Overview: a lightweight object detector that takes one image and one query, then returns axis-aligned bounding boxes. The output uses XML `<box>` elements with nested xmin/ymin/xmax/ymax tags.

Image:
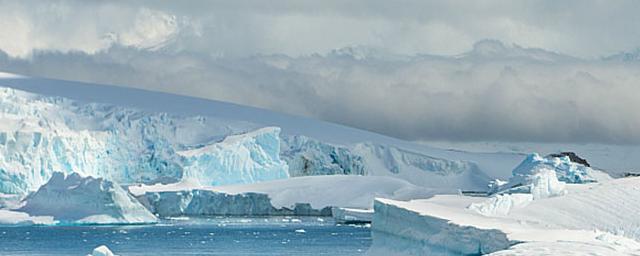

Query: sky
<box><xmin>0</xmin><ymin>0</ymin><xmax>639</xmax><ymax>144</ymax></box>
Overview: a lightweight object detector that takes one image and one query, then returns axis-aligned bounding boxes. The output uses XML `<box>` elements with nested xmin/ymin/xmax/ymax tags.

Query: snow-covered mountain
<box><xmin>0</xmin><ymin>71</ymin><xmax>525</xmax><ymax>197</ymax></box>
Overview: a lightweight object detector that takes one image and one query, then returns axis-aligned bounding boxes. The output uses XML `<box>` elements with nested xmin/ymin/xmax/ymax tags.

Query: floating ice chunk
<box><xmin>87</xmin><ymin>245</ymin><xmax>116</xmax><ymax>256</ymax></box>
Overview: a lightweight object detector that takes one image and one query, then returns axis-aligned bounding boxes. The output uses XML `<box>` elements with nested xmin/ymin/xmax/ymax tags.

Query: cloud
<box><xmin>1</xmin><ymin>40</ymin><xmax>640</xmax><ymax>144</ymax></box>
<box><xmin>0</xmin><ymin>1</ymin><xmax>640</xmax><ymax>144</ymax></box>
<box><xmin>0</xmin><ymin>1</ymin><xmax>184</xmax><ymax>58</ymax></box>
<box><xmin>2</xmin><ymin>0</ymin><xmax>640</xmax><ymax>58</ymax></box>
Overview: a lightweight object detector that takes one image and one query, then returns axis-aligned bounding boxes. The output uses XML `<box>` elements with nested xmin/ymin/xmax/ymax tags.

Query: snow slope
<box><xmin>19</xmin><ymin>172</ymin><xmax>157</xmax><ymax>224</ymax></box>
<box><xmin>368</xmin><ymin>177</ymin><xmax>640</xmax><ymax>255</ymax></box>
<box><xmin>130</xmin><ymin>175</ymin><xmax>444</xmax><ymax>217</ymax></box>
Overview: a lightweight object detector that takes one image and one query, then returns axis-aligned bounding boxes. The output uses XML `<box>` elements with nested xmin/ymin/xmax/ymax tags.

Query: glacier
<box><xmin>0</xmin><ymin>87</ymin><xmax>269</xmax><ymax>195</ymax></box>
<box><xmin>19</xmin><ymin>172</ymin><xmax>157</xmax><ymax>224</ymax></box>
<box><xmin>0</xmin><ymin>84</ymin><xmax>508</xmax><ymax>197</ymax></box>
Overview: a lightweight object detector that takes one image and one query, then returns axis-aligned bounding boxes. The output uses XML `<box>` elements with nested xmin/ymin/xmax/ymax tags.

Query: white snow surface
<box><xmin>20</xmin><ymin>172</ymin><xmax>157</xmax><ymax>224</ymax></box>
<box><xmin>368</xmin><ymin>177</ymin><xmax>640</xmax><ymax>256</ymax></box>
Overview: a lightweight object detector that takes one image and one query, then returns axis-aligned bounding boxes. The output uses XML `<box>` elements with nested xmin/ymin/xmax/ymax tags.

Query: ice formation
<box><xmin>512</xmin><ymin>153</ymin><xmax>609</xmax><ymax>184</ymax></box>
<box><xmin>20</xmin><ymin>172</ymin><xmax>157</xmax><ymax>224</ymax></box>
<box><xmin>488</xmin><ymin>153</ymin><xmax>609</xmax><ymax>196</ymax></box>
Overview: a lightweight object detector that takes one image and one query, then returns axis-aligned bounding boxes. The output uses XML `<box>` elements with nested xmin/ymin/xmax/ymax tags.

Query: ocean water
<box><xmin>0</xmin><ymin>217</ymin><xmax>371</xmax><ymax>256</ymax></box>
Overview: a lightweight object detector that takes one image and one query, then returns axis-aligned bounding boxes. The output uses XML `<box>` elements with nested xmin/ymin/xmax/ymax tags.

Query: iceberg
<box><xmin>131</xmin><ymin>175</ymin><xmax>442</xmax><ymax>218</ymax></box>
<box><xmin>19</xmin><ymin>172</ymin><xmax>157</xmax><ymax>224</ymax></box>
<box><xmin>87</xmin><ymin>245</ymin><xmax>117</xmax><ymax>256</ymax></box>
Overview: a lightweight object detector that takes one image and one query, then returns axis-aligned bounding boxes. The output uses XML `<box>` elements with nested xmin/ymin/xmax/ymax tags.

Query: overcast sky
<box><xmin>1</xmin><ymin>0</ymin><xmax>640</xmax><ymax>144</ymax></box>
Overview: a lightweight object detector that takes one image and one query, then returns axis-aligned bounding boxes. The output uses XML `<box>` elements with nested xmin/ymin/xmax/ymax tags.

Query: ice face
<box><xmin>179</xmin><ymin>127</ymin><xmax>289</xmax><ymax>186</ymax></box>
<box><xmin>281</xmin><ymin>135</ymin><xmax>365</xmax><ymax>176</ymax></box>
<box><xmin>0</xmin><ymin>88</ymin><xmax>289</xmax><ymax>195</ymax></box>
<box><xmin>19</xmin><ymin>172</ymin><xmax>157</xmax><ymax>224</ymax></box>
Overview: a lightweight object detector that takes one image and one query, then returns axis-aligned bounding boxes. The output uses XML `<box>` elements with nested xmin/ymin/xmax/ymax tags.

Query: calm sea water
<box><xmin>0</xmin><ymin>217</ymin><xmax>371</xmax><ymax>256</ymax></box>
